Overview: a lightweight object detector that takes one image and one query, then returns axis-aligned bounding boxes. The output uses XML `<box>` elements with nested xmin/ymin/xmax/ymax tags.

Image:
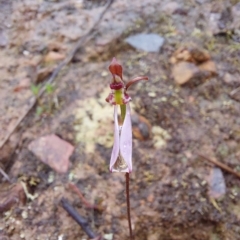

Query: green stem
<box><xmin>120</xmin><ymin>104</ymin><xmax>126</xmax><ymax>123</ymax></box>
<box><xmin>115</xmin><ymin>89</ymin><xmax>123</xmax><ymax>105</ymax></box>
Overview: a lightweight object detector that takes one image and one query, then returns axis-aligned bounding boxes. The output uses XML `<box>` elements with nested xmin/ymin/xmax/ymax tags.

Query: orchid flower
<box><xmin>106</xmin><ymin>58</ymin><xmax>148</xmax><ymax>173</ymax></box>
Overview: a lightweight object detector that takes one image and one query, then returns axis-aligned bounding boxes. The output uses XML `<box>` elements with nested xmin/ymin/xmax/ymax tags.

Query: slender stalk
<box><xmin>126</xmin><ymin>172</ymin><xmax>134</xmax><ymax>240</ymax></box>
<box><xmin>120</xmin><ymin>103</ymin><xmax>133</xmax><ymax>238</ymax></box>
<box><xmin>120</xmin><ymin>104</ymin><xmax>126</xmax><ymax>122</ymax></box>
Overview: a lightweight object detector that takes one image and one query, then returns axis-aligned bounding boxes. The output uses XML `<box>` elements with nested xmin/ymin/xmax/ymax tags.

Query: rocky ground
<box><xmin>1</xmin><ymin>0</ymin><xmax>240</xmax><ymax>239</ymax></box>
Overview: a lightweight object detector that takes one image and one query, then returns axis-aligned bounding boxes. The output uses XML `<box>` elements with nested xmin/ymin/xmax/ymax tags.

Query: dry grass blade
<box><xmin>68</xmin><ymin>183</ymin><xmax>103</xmax><ymax>211</ymax></box>
<box><xmin>0</xmin><ymin>166</ymin><xmax>10</xmax><ymax>182</ymax></box>
<box><xmin>198</xmin><ymin>154</ymin><xmax>240</xmax><ymax>179</ymax></box>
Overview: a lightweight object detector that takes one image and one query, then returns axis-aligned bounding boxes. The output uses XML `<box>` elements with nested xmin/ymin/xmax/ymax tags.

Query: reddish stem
<box><xmin>126</xmin><ymin>173</ymin><xmax>134</xmax><ymax>240</ymax></box>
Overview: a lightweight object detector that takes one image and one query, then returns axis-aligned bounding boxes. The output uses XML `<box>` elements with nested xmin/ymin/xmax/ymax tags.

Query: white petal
<box><xmin>120</xmin><ymin>103</ymin><xmax>132</xmax><ymax>172</ymax></box>
<box><xmin>109</xmin><ymin>105</ymin><xmax>120</xmax><ymax>171</ymax></box>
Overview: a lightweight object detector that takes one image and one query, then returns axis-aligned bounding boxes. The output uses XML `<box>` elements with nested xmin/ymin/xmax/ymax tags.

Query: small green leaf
<box><xmin>36</xmin><ymin>106</ymin><xmax>43</xmax><ymax>116</ymax></box>
<box><xmin>45</xmin><ymin>83</ymin><xmax>54</xmax><ymax>94</ymax></box>
<box><xmin>31</xmin><ymin>84</ymin><xmax>41</xmax><ymax>96</ymax></box>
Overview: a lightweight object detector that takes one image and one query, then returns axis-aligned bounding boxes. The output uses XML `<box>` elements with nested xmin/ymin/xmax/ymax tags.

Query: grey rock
<box><xmin>208</xmin><ymin>167</ymin><xmax>226</xmax><ymax>199</ymax></box>
<box><xmin>125</xmin><ymin>33</ymin><xmax>165</xmax><ymax>52</ymax></box>
<box><xmin>0</xmin><ymin>30</ymin><xmax>8</xmax><ymax>47</ymax></box>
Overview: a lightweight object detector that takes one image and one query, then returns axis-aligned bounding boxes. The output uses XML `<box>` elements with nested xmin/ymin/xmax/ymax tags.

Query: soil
<box><xmin>1</xmin><ymin>0</ymin><xmax>240</xmax><ymax>240</ymax></box>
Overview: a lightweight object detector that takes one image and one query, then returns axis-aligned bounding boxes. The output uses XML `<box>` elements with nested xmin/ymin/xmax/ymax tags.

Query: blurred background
<box><xmin>0</xmin><ymin>0</ymin><xmax>240</xmax><ymax>239</ymax></box>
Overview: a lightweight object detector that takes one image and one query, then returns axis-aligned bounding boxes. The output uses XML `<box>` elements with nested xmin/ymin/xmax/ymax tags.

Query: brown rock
<box><xmin>170</xmin><ymin>47</ymin><xmax>192</xmax><ymax>64</ymax></box>
<box><xmin>171</xmin><ymin>46</ymin><xmax>217</xmax><ymax>85</ymax></box>
<box><xmin>170</xmin><ymin>46</ymin><xmax>210</xmax><ymax>64</ymax></box>
<box><xmin>190</xmin><ymin>48</ymin><xmax>211</xmax><ymax>64</ymax></box>
<box><xmin>198</xmin><ymin>60</ymin><xmax>217</xmax><ymax>75</ymax></box>
<box><xmin>28</xmin><ymin>134</ymin><xmax>74</xmax><ymax>173</ymax></box>
<box><xmin>44</xmin><ymin>51</ymin><xmax>65</xmax><ymax>63</ymax></box>
<box><xmin>172</xmin><ymin>61</ymin><xmax>199</xmax><ymax>85</ymax></box>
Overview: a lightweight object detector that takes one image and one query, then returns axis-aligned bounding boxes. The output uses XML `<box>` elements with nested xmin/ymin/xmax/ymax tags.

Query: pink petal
<box><xmin>120</xmin><ymin>103</ymin><xmax>132</xmax><ymax>172</ymax></box>
<box><xmin>109</xmin><ymin>105</ymin><xmax>120</xmax><ymax>172</ymax></box>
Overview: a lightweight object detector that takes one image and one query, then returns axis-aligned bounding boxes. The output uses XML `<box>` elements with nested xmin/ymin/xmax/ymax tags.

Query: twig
<box><xmin>61</xmin><ymin>197</ymin><xmax>100</xmax><ymax>239</ymax></box>
<box><xmin>126</xmin><ymin>173</ymin><xmax>134</xmax><ymax>240</ymax></box>
<box><xmin>198</xmin><ymin>154</ymin><xmax>240</xmax><ymax>179</ymax></box>
<box><xmin>0</xmin><ymin>166</ymin><xmax>10</xmax><ymax>182</ymax></box>
<box><xmin>230</xmin><ymin>87</ymin><xmax>240</xmax><ymax>97</ymax></box>
<box><xmin>0</xmin><ymin>0</ymin><xmax>115</xmax><ymax>151</ymax></box>
<box><xmin>68</xmin><ymin>182</ymin><xmax>103</xmax><ymax>211</ymax></box>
